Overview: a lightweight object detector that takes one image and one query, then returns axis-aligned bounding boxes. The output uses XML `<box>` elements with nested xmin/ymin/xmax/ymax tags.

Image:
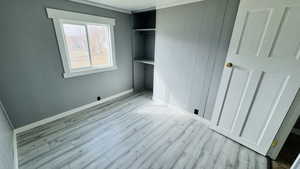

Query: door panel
<box><xmin>211</xmin><ymin>0</ymin><xmax>300</xmax><ymax>155</ymax></box>
<box><xmin>269</xmin><ymin>6</ymin><xmax>300</xmax><ymax>59</ymax></box>
<box><xmin>218</xmin><ymin>68</ymin><xmax>249</xmax><ymax>131</ymax></box>
<box><xmin>240</xmin><ymin>73</ymin><xmax>286</xmax><ymax>142</ymax></box>
<box><xmin>237</xmin><ymin>9</ymin><xmax>271</xmax><ymax>56</ymax></box>
<box><xmin>257</xmin><ymin>79</ymin><xmax>299</xmax><ymax>151</ymax></box>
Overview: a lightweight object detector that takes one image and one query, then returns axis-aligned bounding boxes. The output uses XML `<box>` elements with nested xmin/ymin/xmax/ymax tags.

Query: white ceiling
<box><xmin>70</xmin><ymin>0</ymin><xmax>204</xmax><ymax>13</ymax></box>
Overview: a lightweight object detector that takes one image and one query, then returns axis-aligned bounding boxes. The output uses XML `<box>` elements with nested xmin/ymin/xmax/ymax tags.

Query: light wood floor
<box><xmin>16</xmin><ymin>92</ymin><xmax>268</xmax><ymax>169</ymax></box>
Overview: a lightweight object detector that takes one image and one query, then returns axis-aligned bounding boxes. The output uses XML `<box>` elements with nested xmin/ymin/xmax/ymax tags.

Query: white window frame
<box><xmin>47</xmin><ymin>8</ymin><xmax>117</xmax><ymax>78</ymax></box>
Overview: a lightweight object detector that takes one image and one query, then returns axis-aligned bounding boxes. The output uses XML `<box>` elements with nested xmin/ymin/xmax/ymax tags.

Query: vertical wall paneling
<box><xmin>154</xmin><ymin>0</ymin><xmax>239</xmax><ymax>120</ymax></box>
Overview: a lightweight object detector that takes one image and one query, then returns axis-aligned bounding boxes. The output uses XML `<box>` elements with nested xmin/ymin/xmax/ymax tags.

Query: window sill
<box><xmin>63</xmin><ymin>66</ymin><xmax>118</xmax><ymax>78</ymax></box>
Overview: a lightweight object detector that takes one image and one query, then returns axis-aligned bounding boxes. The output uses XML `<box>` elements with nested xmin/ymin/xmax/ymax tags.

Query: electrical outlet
<box><xmin>194</xmin><ymin>109</ymin><xmax>199</xmax><ymax>115</ymax></box>
<box><xmin>97</xmin><ymin>96</ymin><xmax>101</xmax><ymax>101</ymax></box>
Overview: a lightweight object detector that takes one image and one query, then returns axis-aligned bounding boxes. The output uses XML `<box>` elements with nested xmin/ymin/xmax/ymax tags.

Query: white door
<box><xmin>210</xmin><ymin>0</ymin><xmax>300</xmax><ymax>155</ymax></box>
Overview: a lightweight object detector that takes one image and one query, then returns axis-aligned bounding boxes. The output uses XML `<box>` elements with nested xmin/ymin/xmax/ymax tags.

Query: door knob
<box><xmin>225</xmin><ymin>62</ymin><xmax>233</xmax><ymax>68</ymax></box>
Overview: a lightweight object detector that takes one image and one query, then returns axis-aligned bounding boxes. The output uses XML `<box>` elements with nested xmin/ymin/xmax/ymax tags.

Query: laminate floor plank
<box><xmin>172</xmin><ymin>125</ymin><xmax>211</xmax><ymax>169</ymax></box>
<box><xmin>17</xmin><ymin>93</ymin><xmax>147</xmax><ymax>146</ymax></box>
<box><xmin>18</xmin><ymin>94</ymin><xmax>149</xmax><ymax>147</ymax></box>
<box><xmin>22</xmin><ymin>115</ymin><xmax>152</xmax><ymax>169</ymax></box>
<box><xmin>17</xmin><ymin>92</ymin><xmax>267</xmax><ymax>169</ymax></box>
<box><xmin>129</xmin><ymin>120</ymin><xmax>196</xmax><ymax>169</ymax></box>
<box><xmin>107</xmin><ymin>115</ymin><xmax>195</xmax><ymax>169</ymax></box>
<box><xmin>79</xmin><ymin>115</ymin><xmax>175</xmax><ymax>169</ymax></box>
<box><xmin>22</xmin><ymin>114</ymin><xmax>146</xmax><ymax>168</ymax></box>
<box><xmin>104</xmin><ymin>118</ymin><xmax>179</xmax><ymax>169</ymax></box>
<box><xmin>26</xmin><ymin>103</ymin><xmax>146</xmax><ymax>151</ymax></box>
<box><xmin>18</xmin><ymin>96</ymin><xmax>151</xmax><ymax>160</ymax></box>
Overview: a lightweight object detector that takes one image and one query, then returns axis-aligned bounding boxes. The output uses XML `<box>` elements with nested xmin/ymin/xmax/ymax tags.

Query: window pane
<box><xmin>87</xmin><ymin>25</ymin><xmax>111</xmax><ymax>66</ymax></box>
<box><xmin>63</xmin><ymin>24</ymin><xmax>90</xmax><ymax>69</ymax></box>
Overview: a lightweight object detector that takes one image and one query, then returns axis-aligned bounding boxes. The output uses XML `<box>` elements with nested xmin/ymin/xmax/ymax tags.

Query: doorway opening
<box><xmin>272</xmin><ymin>117</ymin><xmax>300</xmax><ymax>169</ymax></box>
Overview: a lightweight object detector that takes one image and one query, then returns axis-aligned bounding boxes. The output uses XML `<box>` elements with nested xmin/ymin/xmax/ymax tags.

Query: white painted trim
<box><xmin>14</xmin><ymin>89</ymin><xmax>134</xmax><ymax>134</ymax></box>
<box><xmin>64</xmin><ymin>65</ymin><xmax>118</xmax><ymax>78</ymax></box>
<box><xmin>47</xmin><ymin>8</ymin><xmax>117</xmax><ymax>78</ymax></box>
<box><xmin>13</xmin><ymin>131</ymin><xmax>19</xmax><ymax>169</ymax></box>
<box><xmin>152</xmin><ymin>97</ymin><xmax>211</xmax><ymax>126</ymax></box>
<box><xmin>69</xmin><ymin>0</ymin><xmax>131</xmax><ymax>14</ymax></box>
<box><xmin>132</xmin><ymin>7</ymin><xmax>156</xmax><ymax>13</ymax></box>
<box><xmin>152</xmin><ymin>96</ymin><xmax>168</xmax><ymax>105</ymax></box>
<box><xmin>155</xmin><ymin>0</ymin><xmax>205</xmax><ymax>10</ymax></box>
<box><xmin>169</xmin><ymin>104</ymin><xmax>211</xmax><ymax>126</ymax></box>
<box><xmin>292</xmin><ymin>128</ymin><xmax>300</xmax><ymax>136</ymax></box>
<box><xmin>69</xmin><ymin>0</ymin><xmax>206</xmax><ymax>14</ymax></box>
<box><xmin>47</xmin><ymin>8</ymin><xmax>116</xmax><ymax>25</ymax></box>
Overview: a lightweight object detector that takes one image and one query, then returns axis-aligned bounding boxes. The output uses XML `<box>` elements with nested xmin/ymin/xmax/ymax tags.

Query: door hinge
<box><xmin>271</xmin><ymin>140</ymin><xmax>278</xmax><ymax>147</ymax></box>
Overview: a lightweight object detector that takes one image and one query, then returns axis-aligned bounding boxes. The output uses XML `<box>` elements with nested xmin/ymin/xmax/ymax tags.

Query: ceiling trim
<box><xmin>69</xmin><ymin>0</ymin><xmax>205</xmax><ymax>14</ymax></box>
<box><xmin>156</xmin><ymin>0</ymin><xmax>205</xmax><ymax>10</ymax></box>
<box><xmin>132</xmin><ymin>7</ymin><xmax>156</xmax><ymax>13</ymax></box>
<box><xmin>69</xmin><ymin>0</ymin><xmax>132</xmax><ymax>14</ymax></box>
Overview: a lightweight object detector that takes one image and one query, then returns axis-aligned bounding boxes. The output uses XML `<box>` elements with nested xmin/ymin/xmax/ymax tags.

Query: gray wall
<box><xmin>145</xmin><ymin>65</ymin><xmax>154</xmax><ymax>90</ymax></box>
<box><xmin>0</xmin><ymin>102</ymin><xmax>14</xmax><ymax>169</ymax></box>
<box><xmin>153</xmin><ymin>0</ymin><xmax>239</xmax><ymax>120</ymax></box>
<box><xmin>0</xmin><ymin>0</ymin><xmax>133</xmax><ymax>128</ymax></box>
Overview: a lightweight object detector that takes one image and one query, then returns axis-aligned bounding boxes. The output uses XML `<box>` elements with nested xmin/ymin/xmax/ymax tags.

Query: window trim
<box><xmin>47</xmin><ymin>8</ymin><xmax>117</xmax><ymax>78</ymax></box>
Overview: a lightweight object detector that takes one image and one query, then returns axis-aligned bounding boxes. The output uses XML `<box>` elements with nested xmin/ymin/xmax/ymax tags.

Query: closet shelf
<box><xmin>134</xmin><ymin>28</ymin><xmax>156</xmax><ymax>32</ymax></box>
<box><xmin>134</xmin><ymin>59</ymin><xmax>155</xmax><ymax>65</ymax></box>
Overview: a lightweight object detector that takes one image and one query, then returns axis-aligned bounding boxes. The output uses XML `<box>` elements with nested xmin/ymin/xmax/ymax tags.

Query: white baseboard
<box><xmin>152</xmin><ymin>97</ymin><xmax>211</xmax><ymax>126</ymax></box>
<box><xmin>152</xmin><ymin>96</ymin><xmax>168</xmax><ymax>105</ymax></box>
<box><xmin>14</xmin><ymin>89</ymin><xmax>134</xmax><ymax>134</ymax></box>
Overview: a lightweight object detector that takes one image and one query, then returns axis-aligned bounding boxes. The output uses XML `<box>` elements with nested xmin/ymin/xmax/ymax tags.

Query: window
<box><xmin>47</xmin><ymin>8</ymin><xmax>117</xmax><ymax>78</ymax></box>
